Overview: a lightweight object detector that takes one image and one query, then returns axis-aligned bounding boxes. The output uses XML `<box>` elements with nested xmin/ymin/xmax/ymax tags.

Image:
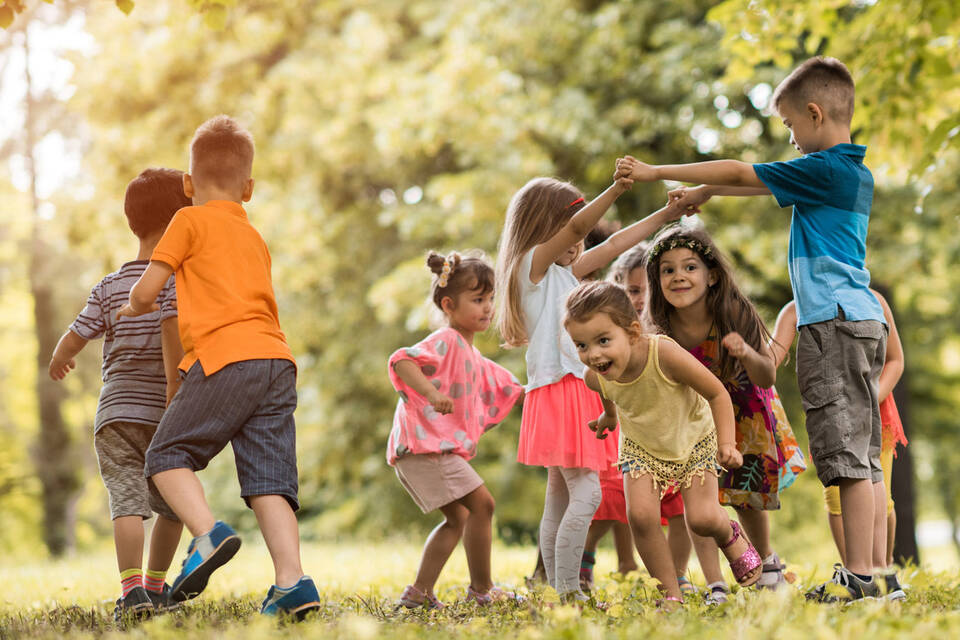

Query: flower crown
<box><xmin>649</xmin><ymin>236</ymin><xmax>713</xmax><ymax>260</ymax></box>
<box><xmin>437</xmin><ymin>258</ymin><xmax>454</xmax><ymax>288</ymax></box>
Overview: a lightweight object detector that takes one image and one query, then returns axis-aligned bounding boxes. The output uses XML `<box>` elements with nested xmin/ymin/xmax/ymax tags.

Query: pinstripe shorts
<box><xmin>145</xmin><ymin>359</ymin><xmax>300</xmax><ymax>511</ymax></box>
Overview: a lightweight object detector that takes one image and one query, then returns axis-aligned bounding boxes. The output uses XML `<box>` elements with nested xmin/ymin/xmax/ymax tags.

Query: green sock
<box><xmin>581</xmin><ymin>551</ymin><xmax>596</xmax><ymax>569</ymax></box>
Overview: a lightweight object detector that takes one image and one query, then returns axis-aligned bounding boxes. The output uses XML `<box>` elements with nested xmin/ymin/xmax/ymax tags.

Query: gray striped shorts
<box><xmin>95</xmin><ymin>421</ymin><xmax>178</xmax><ymax>521</ymax></box>
<box><xmin>145</xmin><ymin>359</ymin><xmax>300</xmax><ymax>511</ymax></box>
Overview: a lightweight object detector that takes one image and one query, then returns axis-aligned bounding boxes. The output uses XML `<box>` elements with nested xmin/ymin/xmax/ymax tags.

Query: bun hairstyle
<box><xmin>427</xmin><ymin>250</ymin><xmax>495</xmax><ymax>310</ymax></box>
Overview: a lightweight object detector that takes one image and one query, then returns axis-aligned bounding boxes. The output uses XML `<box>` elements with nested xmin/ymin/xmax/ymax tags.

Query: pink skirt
<box><xmin>518</xmin><ymin>374</ymin><xmax>619</xmax><ymax>473</ymax></box>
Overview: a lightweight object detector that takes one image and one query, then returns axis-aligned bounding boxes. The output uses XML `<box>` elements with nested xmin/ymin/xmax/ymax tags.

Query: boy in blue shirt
<box><xmin>616</xmin><ymin>57</ymin><xmax>889</xmax><ymax>601</ymax></box>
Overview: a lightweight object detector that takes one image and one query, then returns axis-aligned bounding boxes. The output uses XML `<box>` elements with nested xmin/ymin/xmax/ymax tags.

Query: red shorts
<box><xmin>660</xmin><ymin>488</ymin><xmax>684</xmax><ymax>526</ymax></box>
<box><xmin>592</xmin><ymin>468</ymin><xmax>628</xmax><ymax>524</ymax></box>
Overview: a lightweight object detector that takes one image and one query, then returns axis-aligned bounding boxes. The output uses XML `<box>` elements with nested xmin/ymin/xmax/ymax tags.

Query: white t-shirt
<box><xmin>519</xmin><ymin>249</ymin><xmax>585</xmax><ymax>391</ymax></box>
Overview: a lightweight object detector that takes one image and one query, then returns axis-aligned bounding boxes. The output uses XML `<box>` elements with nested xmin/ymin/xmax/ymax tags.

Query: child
<box><xmin>117</xmin><ymin>116</ymin><xmax>320</xmax><ymax>618</ymax></box>
<box><xmin>495</xmin><ymin>174</ymin><xmax>686</xmax><ymax>602</ymax></box>
<box><xmin>48</xmin><ymin>168</ymin><xmax>188</xmax><ymax>619</ymax></box>
<box><xmin>564</xmin><ymin>281</ymin><xmax>761</xmax><ymax>606</ymax></box>
<box><xmin>388</xmin><ymin>251</ymin><xmax>523</xmax><ymax>608</ymax></box>
<box><xmin>772</xmin><ymin>291</ymin><xmax>907</xmax><ymax>600</ymax></box>
<box><xmin>644</xmin><ymin>224</ymin><xmax>806</xmax><ymax>593</ymax></box>
<box><xmin>617</xmin><ymin>56</ymin><xmax>888</xmax><ymax>601</ymax></box>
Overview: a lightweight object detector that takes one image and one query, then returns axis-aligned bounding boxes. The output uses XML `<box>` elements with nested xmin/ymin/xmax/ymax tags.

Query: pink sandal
<box><xmin>720</xmin><ymin>521</ymin><xmax>761</xmax><ymax>587</ymax></box>
<box><xmin>398</xmin><ymin>584</ymin><xmax>444</xmax><ymax>610</ymax></box>
<box><xmin>656</xmin><ymin>595</ymin><xmax>683</xmax><ymax>611</ymax></box>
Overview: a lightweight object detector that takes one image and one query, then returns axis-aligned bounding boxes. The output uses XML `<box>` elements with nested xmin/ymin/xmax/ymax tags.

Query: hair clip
<box><xmin>438</xmin><ymin>259</ymin><xmax>453</xmax><ymax>288</ymax></box>
<box><xmin>567</xmin><ymin>197</ymin><xmax>585</xmax><ymax>208</ymax></box>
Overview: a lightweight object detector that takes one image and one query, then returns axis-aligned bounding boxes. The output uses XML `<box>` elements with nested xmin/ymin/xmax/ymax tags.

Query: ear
<box><xmin>627</xmin><ymin>320</ymin><xmax>644</xmax><ymax>342</ymax></box>
<box><xmin>708</xmin><ymin>269</ymin><xmax>719</xmax><ymax>287</ymax></box>
<box><xmin>242</xmin><ymin>177</ymin><xmax>255</xmax><ymax>202</ymax></box>
<box><xmin>183</xmin><ymin>174</ymin><xmax>195</xmax><ymax>199</ymax></box>
<box><xmin>440</xmin><ymin>295</ymin><xmax>456</xmax><ymax>315</ymax></box>
<box><xmin>806</xmin><ymin>102</ymin><xmax>824</xmax><ymax>127</ymax></box>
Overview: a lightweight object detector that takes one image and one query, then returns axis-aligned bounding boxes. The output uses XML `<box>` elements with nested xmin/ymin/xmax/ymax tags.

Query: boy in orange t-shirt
<box><xmin>119</xmin><ymin>115</ymin><xmax>320</xmax><ymax>619</ymax></box>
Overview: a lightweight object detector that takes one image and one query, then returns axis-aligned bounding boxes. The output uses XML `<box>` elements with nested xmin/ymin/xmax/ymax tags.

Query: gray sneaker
<box><xmin>146</xmin><ymin>583</ymin><xmax>181</xmax><ymax>613</ymax></box>
<box><xmin>113</xmin><ymin>586</ymin><xmax>154</xmax><ymax>622</ymax></box>
<box><xmin>806</xmin><ymin>564</ymin><xmax>880</xmax><ymax>603</ymax></box>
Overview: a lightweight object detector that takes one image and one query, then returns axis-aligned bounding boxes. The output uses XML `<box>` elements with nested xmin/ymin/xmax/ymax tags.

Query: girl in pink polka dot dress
<box><xmin>387</xmin><ymin>251</ymin><xmax>523</xmax><ymax>609</ymax></box>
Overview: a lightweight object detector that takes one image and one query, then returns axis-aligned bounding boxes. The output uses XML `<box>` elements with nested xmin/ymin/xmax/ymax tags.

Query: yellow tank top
<box><xmin>596</xmin><ymin>335</ymin><xmax>715</xmax><ymax>463</ymax></box>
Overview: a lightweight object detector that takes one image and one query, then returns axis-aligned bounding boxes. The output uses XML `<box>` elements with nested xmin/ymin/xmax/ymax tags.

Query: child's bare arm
<box><xmin>530</xmin><ymin>179</ymin><xmax>632</xmax><ymax>283</ymax></box>
<box><xmin>117</xmin><ymin>261</ymin><xmax>174</xmax><ymax>319</ymax></box>
<box><xmin>161</xmin><ymin>317</ymin><xmax>183</xmax><ymax>406</ymax></box>
<box><xmin>872</xmin><ymin>290</ymin><xmax>904</xmax><ymax>402</ymax></box>
<box><xmin>48</xmin><ymin>330</ymin><xmax>88</xmax><ymax>381</ymax></box>
<box><xmin>721</xmin><ymin>332</ymin><xmax>777</xmax><ymax>388</ymax></box>
<box><xmin>617</xmin><ymin>155</ymin><xmax>768</xmax><ymax>190</ymax></box>
<box><xmin>573</xmin><ymin>200</ymin><xmax>685</xmax><ymax>279</ymax></box>
<box><xmin>658</xmin><ymin>339</ymin><xmax>741</xmax><ymax>469</ymax></box>
<box><xmin>769</xmin><ymin>301</ymin><xmax>797</xmax><ymax>369</ymax></box>
<box><xmin>393</xmin><ymin>359</ymin><xmax>454</xmax><ymax>414</ymax></box>
<box><xmin>583</xmin><ymin>368</ymin><xmax>618</xmax><ymax>439</ymax></box>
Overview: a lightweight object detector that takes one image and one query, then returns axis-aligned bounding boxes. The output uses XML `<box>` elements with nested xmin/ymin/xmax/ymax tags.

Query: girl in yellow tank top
<box><xmin>564</xmin><ymin>281</ymin><xmax>763</xmax><ymax>606</ymax></box>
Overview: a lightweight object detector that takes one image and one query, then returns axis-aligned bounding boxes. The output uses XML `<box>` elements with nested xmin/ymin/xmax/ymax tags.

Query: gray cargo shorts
<box><xmin>796</xmin><ymin>312</ymin><xmax>887</xmax><ymax>487</ymax></box>
<box><xmin>95</xmin><ymin>421</ymin><xmax>179</xmax><ymax>521</ymax></box>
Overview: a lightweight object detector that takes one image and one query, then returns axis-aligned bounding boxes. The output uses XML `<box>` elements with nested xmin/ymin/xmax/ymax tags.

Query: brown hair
<box><xmin>564</xmin><ymin>280</ymin><xmax>639</xmax><ymax>333</ymax></box>
<box><xmin>427</xmin><ymin>250</ymin><xmax>494</xmax><ymax>311</ymax></box>
<box><xmin>495</xmin><ymin>177</ymin><xmax>585</xmax><ymax>347</ymax></box>
<box><xmin>644</xmin><ymin>225</ymin><xmax>771</xmax><ymax>382</ymax></box>
<box><xmin>124</xmin><ymin>167</ymin><xmax>191</xmax><ymax>239</ymax></box>
<box><xmin>609</xmin><ymin>242</ymin><xmax>649</xmax><ymax>285</ymax></box>
<box><xmin>189</xmin><ymin>115</ymin><xmax>255</xmax><ymax>192</ymax></box>
<box><xmin>772</xmin><ymin>56</ymin><xmax>855</xmax><ymax>126</ymax></box>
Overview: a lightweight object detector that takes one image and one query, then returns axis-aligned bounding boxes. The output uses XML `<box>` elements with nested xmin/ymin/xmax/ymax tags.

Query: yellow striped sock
<box><xmin>144</xmin><ymin>569</ymin><xmax>167</xmax><ymax>593</ymax></box>
<box><xmin>120</xmin><ymin>568</ymin><xmax>143</xmax><ymax>597</ymax></box>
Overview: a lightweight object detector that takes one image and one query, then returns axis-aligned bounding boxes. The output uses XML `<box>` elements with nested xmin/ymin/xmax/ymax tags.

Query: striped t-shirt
<box><xmin>69</xmin><ymin>260</ymin><xmax>177</xmax><ymax>433</ymax></box>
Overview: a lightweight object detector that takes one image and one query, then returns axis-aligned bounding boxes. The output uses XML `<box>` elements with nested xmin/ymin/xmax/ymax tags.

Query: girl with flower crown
<box><xmin>643</xmin><ymin>223</ymin><xmax>806</xmax><ymax>594</ymax></box>
<box><xmin>387</xmin><ymin>251</ymin><xmax>524</xmax><ymax>609</ymax></box>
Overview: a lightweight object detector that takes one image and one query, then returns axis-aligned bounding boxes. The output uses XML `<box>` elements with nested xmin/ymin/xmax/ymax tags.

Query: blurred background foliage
<box><xmin>0</xmin><ymin>0</ymin><xmax>958</xmax><ymax>563</ymax></box>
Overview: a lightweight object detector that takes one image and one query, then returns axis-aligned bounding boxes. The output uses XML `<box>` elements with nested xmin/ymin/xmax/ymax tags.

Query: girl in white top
<box><xmin>495</xmin><ymin>172</ymin><xmax>686</xmax><ymax>600</ymax></box>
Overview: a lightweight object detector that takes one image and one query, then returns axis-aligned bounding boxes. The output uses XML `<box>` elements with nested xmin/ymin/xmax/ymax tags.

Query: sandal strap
<box><xmin>720</xmin><ymin>520</ymin><xmax>743</xmax><ymax>550</ymax></box>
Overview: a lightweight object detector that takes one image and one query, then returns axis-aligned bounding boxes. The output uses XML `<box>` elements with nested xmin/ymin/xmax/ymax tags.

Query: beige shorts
<box><xmin>394</xmin><ymin>453</ymin><xmax>484</xmax><ymax>513</ymax></box>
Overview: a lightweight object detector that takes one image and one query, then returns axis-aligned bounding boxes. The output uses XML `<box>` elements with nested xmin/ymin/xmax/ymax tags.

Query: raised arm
<box><xmin>117</xmin><ymin>261</ymin><xmax>175</xmax><ymax>319</ymax></box>
<box><xmin>161</xmin><ymin>317</ymin><xmax>184</xmax><ymax>405</ymax></box>
<box><xmin>657</xmin><ymin>339</ymin><xmax>741</xmax><ymax>469</ymax></box>
<box><xmin>48</xmin><ymin>330</ymin><xmax>88</xmax><ymax>380</ymax></box>
<box><xmin>617</xmin><ymin>155</ymin><xmax>769</xmax><ymax>190</ymax></box>
<box><xmin>873</xmin><ymin>290</ymin><xmax>904</xmax><ymax>402</ymax></box>
<box><xmin>769</xmin><ymin>301</ymin><xmax>798</xmax><ymax>369</ymax></box>
<box><xmin>573</xmin><ymin>199</ymin><xmax>685</xmax><ymax>279</ymax></box>
<box><xmin>529</xmin><ymin>180</ymin><xmax>631</xmax><ymax>283</ymax></box>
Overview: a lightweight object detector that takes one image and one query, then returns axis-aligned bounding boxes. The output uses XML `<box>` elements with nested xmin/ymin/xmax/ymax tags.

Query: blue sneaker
<box><xmin>260</xmin><ymin>576</ymin><xmax>322</xmax><ymax>620</ymax></box>
<box><xmin>171</xmin><ymin>521</ymin><xmax>241</xmax><ymax>602</ymax></box>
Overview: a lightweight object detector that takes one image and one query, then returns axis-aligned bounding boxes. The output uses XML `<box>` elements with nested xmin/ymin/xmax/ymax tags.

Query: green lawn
<box><xmin>3</xmin><ymin>541</ymin><xmax>959</xmax><ymax>639</ymax></box>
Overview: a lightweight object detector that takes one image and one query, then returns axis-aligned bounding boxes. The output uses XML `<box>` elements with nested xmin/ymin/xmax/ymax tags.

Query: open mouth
<box><xmin>593</xmin><ymin>361</ymin><xmax>613</xmax><ymax>374</ymax></box>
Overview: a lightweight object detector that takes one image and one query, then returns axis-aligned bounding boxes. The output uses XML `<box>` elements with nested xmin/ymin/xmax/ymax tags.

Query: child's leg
<box><xmin>828</xmin><ymin>514</ymin><xmax>847</xmax><ymax>565</ymax></box>
<box><xmin>552</xmin><ymin>468</ymin><xmax>601</xmax><ymax>595</ymax></box>
<box><xmin>146</xmin><ymin>515</ymin><xmax>183</xmax><ymax>573</ymax></box>
<box><xmin>871</xmin><ymin>480</ymin><xmax>888</xmax><ymax>571</ymax></box>
<box><xmin>837</xmin><ymin>477</ymin><xmax>875</xmax><ymax>575</ymax></box>
<box><xmin>735</xmin><ymin>508</ymin><xmax>773</xmax><ymax>558</ymax></box>
<box><xmin>250</xmin><ymin>495</ymin><xmax>305</xmax><ymax>589</ymax></box>
<box><xmin>688</xmin><ymin>530</ymin><xmax>724</xmax><ymax>585</ymax></box>
<box><xmin>151</xmin><ymin>469</ymin><xmax>216</xmax><ymax>536</ymax></box>
<box><xmin>413</xmin><ymin>501</ymin><xmax>469</xmax><ymax>596</ymax></box>
<box><xmin>459</xmin><ymin>485</ymin><xmax>496</xmax><ymax>594</ymax></box>
<box><xmin>682</xmin><ymin>474</ymin><xmax>760</xmax><ymax>585</ymax></box>
<box><xmin>886</xmin><ymin>510</ymin><xmax>896</xmax><ymax>568</ymax></box>
<box><xmin>583</xmin><ymin>520</ymin><xmax>613</xmax><ymax>557</ymax></box>
<box><xmin>612</xmin><ymin>522</ymin><xmax>638</xmax><ymax>573</ymax></box>
<box><xmin>539</xmin><ymin>466</ymin><xmax>570</xmax><ymax>589</ymax></box>
<box><xmin>624</xmin><ymin>474</ymin><xmax>680</xmax><ymax>600</ymax></box>
<box><xmin>113</xmin><ymin>516</ymin><xmax>146</xmax><ymax>572</ymax></box>
<box><xmin>666</xmin><ymin>515</ymin><xmax>691</xmax><ymax>575</ymax></box>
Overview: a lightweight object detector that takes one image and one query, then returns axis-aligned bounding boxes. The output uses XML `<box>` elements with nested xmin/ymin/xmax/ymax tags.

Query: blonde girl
<box><xmin>495</xmin><ymin>174</ymin><xmax>684</xmax><ymax>601</ymax></box>
<box><xmin>564</xmin><ymin>281</ymin><xmax>761</xmax><ymax>606</ymax></box>
<box><xmin>388</xmin><ymin>252</ymin><xmax>523</xmax><ymax>608</ymax></box>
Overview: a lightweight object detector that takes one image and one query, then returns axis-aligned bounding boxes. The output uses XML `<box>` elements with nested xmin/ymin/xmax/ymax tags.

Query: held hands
<box><xmin>48</xmin><ymin>357</ymin><xmax>76</xmax><ymax>381</ymax></box>
<box><xmin>722</xmin><ymin>332</ymin><xmax>757</xmax><ymax>361</ymax></box>
<box><xmin>588</xmin><ymin>411</ymin><xmax>618</xmax><ymax>440</ymax></box>
<box><xmin>615</xmin><ymin>155</ymin><xmax>658</xmax><ymax>182</ymax></box>
<box><xmin>116</xmin><ymin>302</ymin><xmax>159</xmax><ymax>319</ymax></box>
<box><xmin>718</xmin><ymin>442</ymin><xmax>743</xmax><ymax>469</ymax></box>
<box><xmin>427</xmin><ymin>390</ymin><xmax>455</xmax><ymax>415</ymax></box>
<box><xmin>668</xmin><ymin>185</ymin><xmax>713</xmax><ymax>214</ymax></box>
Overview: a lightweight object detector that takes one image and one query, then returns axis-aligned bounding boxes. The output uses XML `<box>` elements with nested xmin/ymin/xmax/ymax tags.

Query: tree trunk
<box><xmin>24</xmin><ymin>27</ymin><xmax>80</xmax><ymax>557</ymax></box>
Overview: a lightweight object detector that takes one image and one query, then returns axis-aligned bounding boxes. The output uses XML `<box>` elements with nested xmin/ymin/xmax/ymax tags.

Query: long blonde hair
<box><xmin>495</xmin><ymin>177</ymin><xmax>585</xmax><ymax>347</ymax></box>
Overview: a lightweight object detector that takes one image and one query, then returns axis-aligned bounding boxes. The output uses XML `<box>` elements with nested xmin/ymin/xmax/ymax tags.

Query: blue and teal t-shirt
<box><xmin>753</xmin><ymin>143</ymin><xmax>885</xmax><ymax>327</ymax></box>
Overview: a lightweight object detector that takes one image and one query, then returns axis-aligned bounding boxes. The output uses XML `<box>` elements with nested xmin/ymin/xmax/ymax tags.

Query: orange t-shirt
<box><xmin>152</xmin><ymin>200</ymin><xmax>294</xmax><ymax>375</ymax></box>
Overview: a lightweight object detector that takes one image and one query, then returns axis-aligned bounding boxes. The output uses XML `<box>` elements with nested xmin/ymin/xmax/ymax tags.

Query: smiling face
<box><xmin>566</xmin><ymin>311</ymin><xmax>638</xmax><ymax>381</ymax></box>
<box><xmin>657</xmin><ymin>248</ymin><xmax>717</xmax><ymax>311</ymax></box>
<box><xmin>625</xmin><ymin>266</ymin><xmax>647</xmax><ymax>315</ymax></box>
<box><xmin>444</xmin><ymin>286</ymin><xmax>495</xmax><ymax>334</ymax></box>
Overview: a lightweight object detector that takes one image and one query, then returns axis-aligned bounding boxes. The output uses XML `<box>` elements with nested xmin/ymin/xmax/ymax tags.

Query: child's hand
<box><xmin>722</xmin><ymin>332</ymin><xmax>756</xmax><ymax>361</ymax></box>
<box><xmin>615</xmin><ymin>155</ymin><xmax>658</xmax><ymax>182</ymax></box>
<box><xmin>116</xmin><ymin>302</ymin><xmax>159</xmax><ymax>319</ymax></box>
<box><xmin>718</xmin><ymin>443</ymin><xmax>743</xmax><ymax>469</ymax></box>
<box><xmin>427</xmin><ymin>390</ymin><xmax>455</xmax><ymax>415</ymax></box>
<box><xmin>48</xmin><ymin>357</ymin><xmax>75</xmax><ymax>381</ymax></box>
<box><xmin>588</xmin><ymin>411</ymin><xmax>617</xmax><ymax>440</ymax></box>
<box><xmin>614</xmin><ymin>176</ymin><xmax>634</xmax><ymax>193</ymax></box>
<box><xmin>668</xmin><ymin>184</ymin><xmax>712</xmax><ymax>213</ymax></box>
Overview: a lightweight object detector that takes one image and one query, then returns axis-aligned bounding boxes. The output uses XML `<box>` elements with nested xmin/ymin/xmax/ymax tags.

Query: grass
<box><xmin>3</xmin><ymin>541</ymin><xmax>960</xmax><ymax>639</ymax></box>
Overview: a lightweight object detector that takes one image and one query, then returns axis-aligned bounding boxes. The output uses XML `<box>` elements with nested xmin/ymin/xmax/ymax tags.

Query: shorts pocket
<box><xmin>836</xmin><ymin>320</ymin><xmax>885</xmax><ymax>341</ymax></box>
<box><xmin>802</xmin><ymin>376</ymin><xmax>849</xmax><ymax>459</ymax></box>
